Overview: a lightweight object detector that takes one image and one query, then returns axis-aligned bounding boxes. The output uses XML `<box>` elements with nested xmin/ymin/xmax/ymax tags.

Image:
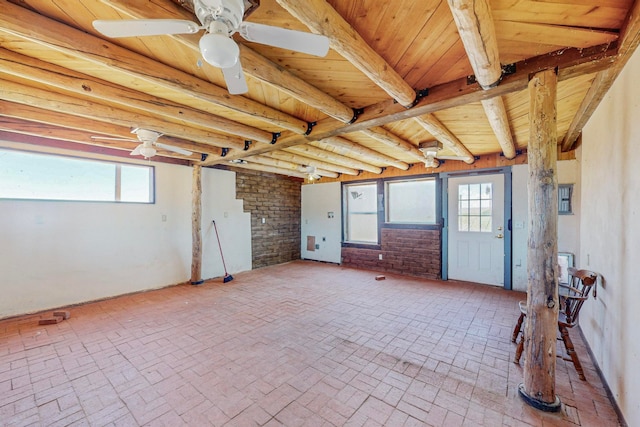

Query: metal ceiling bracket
<box><xmin>348</xmin><ymin>108</ymin><xmax>364</xmax><ymax>124</ymax></box>
<box><xmin>305</xmin><ymin>121</ymin><xmax>317</xmax><ymax>136</ymax></box>
<box><xmin>244</xmin><ymin>140</ymin><xmax>251</xmax><ymax>150</ymax></box>
<box><xmin>502</xmin><ymin>63</ymin><xmax>516</xmax><ymax>76</ymax></box>
<box><xmin>201</xmin><ymin>153</ymin><xmax>208</xmax><ymax>161</ymax></box>
<box><xmin>271</xmin><ymin>132</ymin><xmax>281</xmax><ymax>144</ymax></box>
<box><xmin>404</xmin><ymin>88</ymin><xmax>429</xmax><ymax>109</ymax></box>
<box><xmin>466</xmin><ymin>75</ymin><xmax>477</xmax><ymax>85</ymax></box>
<box><xmin>221</xmin><ymin>147</ymin><xmax>230</xmax><ymax>157</ymax></box>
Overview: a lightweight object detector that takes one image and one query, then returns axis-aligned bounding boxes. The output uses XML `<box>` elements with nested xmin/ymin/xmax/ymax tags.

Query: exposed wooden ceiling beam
<box><xmin>227</xmin><ymin>161</ymin><xmax>307</xmax><ymax>179</ymax></box>
<box><xmin>0</xmin><ymin>130</ymin><xmax>192</xmax><ymax>165</ymax></box>
<box><xmin>246</xmin><ymin>155</ymin><xmax>339</xmax><ymax>179</ymax></box>
<box><xmin>285</xmin><ymin>145</ymin><xmax>381</xmax><ymax>174</ymax></box>
<box><xmin>0</xmin><ymin>48</ymin><xmax>275</xmax><ymax>145</ymax></box>
<box><xmin>307</xmin><ymin>43</ymin><xmax>617</xmax><ymax>140</ymax></box>
<box><xmin>0</xmin><ymin>79</ymin><xmax>247</xmax><ymax>152</ymax></box>
<box><xmin>100</xmin><ymin>0</ymin><xmax>356</xmax><ymax>124</ymax></box>
<box><xmin>316</xmin><ymin>136</ymin><xmax>410</xmax><ymax>170</ymax></box>
<box><xmin>0</xmin><ymin>100</ymin><xmax>221</xmax><ymax>157</ymax></box>
<box><xmin>562</xmin><ymin>0</ymin><xmax>640</xmax><ymax>151</ymax></box>
<box><xmin>194</xmin><ymin>42</ymin><xmax>617</xmax><ymax>167</ymax></box>
<box><xmin>360</xmin><ymin>127</ymin><xmax>426</xmax><ymax>163</ymax></box>
<box><xmin>262</xmin><ymin>151</ymin><xmax>359</xmax><ymax>176</ymax></box>
<box><xmin>275</xmin><ymin>0</ymin><xmax>417</xmax><ymax>107</ymax></box>
<box><xmin>0</xmin><ymin>117</ymin><xmax>203</xmax><ymax>160</ymax></box>
<box><xmin>447</xmin><ymin>0</ymin><xmax>517</xmax><ymax>159</ymax></box>
<box><xmin>0</xmin><ymin>0</ymin><xmax>309</xmax><ymax>134</ymax></box>
<box><xmin>413</xmin><ymin>114</ymin><xmax>475</xmax><ymax>164</ymax></box>
<box><xmin>481</xmin><ymin>97</ymin><xmax>516</xmax><ymax>159</ymax></box>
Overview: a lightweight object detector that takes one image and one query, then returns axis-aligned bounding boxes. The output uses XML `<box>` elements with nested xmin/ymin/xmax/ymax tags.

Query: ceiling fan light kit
<box><xmin>92</xmin><ymin>0</ymin><xmax>330</xmax><ymax>95</ymax></box>
<box><xmin>199</xmin><ymin>32</ymin><xmax>240</xmax><ymax>68</ymax></box>
<box><xmin>419</xmin><ymin>141</ymin><xmax>442</xmax><ymax>168</ymax></box>
<box><xmin>138</xmin><ymin>145</ymin><xmax>157</xmax><ymax>159</ymax></box>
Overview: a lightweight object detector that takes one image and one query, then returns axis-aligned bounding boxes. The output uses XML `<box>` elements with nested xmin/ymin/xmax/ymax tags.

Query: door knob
<box><xmin>495</xmin><ymin>233</ymin><xmax>504</xmax><ymax>239</ymax></box>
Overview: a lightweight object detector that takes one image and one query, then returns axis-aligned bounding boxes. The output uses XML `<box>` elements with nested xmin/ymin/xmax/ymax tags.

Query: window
<box><xmin>385</xmin><ymin>178</ymin><xmax>436</xmax><ymax>224</ymax></box>
<box><xmin>457</xmin><ymin>182</ymin><xmax>492</xmax><ymax>232</ymax></box>
<box><xmin>344</xmin><ymin>182</ymin><xmax>378</xmax><ymax>243</ymax></box>
<box><xmin>0</xmin><ymin>148</ymin><xmax>154</xmax><ymax>203</ymax></box>
<box><xmin>558</xmin><ymin>184</ymin><xmax>573</xmax><ymax>215</ymax></box>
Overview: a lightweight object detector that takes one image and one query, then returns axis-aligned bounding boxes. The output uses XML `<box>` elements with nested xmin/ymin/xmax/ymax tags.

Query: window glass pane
<box><xmin>469</xmin><ymin>183</ymin><xmax>480</xmax><ymax>199</ymax></box>
<box><xmin>480</xmin><ymin>216</ymin><xmax>492</xmax><ymax>232</ymax></box>
<box><xmin>457</xmin><ymin>182</ymin><xmax>493</xmax><ymax>233</ymax></box>
<box><xmin>469</xmin><ymin>216</ymin><xmax>481</xmax><ymax>232</ymax></box>
<box><xmin>481</xmin><ymin>183</ymin><xmax>492</xmax><ymax>199</ymax></box>
<box><xmin>481</xmin><ymin>199</ymin><xmax>492</xmax><ymax>215</ymax></box>
<box><xmin>459</xmin><ymin>199</ymin><xmax>469</xmax><ymax>216</ymax></box>
<box><xmin>0</xmin><ymin>148</ymin><xmax>153</xmax><ymax>203</ymax></box>
<box><xmin>121</xmin><ymin>165</ymin><xmax>153</xmax><ymax>203</ymax></box>
<box><xmin>458</xmin><ymin>216</ymin><xmax>468</xmax><ymax>231</ymax></box>
<box><xmin>386</xmin><ymin>178</ymin><xmax>436</xmax><ymax>223</ymax></box>
<box><xmin>345</xmin><ymin>183</ymin><xmax>378</xmax><ymax>243</ymax></box>
<box><xmin>459</xmin><ymin>184</ymin><xmax>469</xmax><ymax>200</ymax></box>
<box><xmin>469</xmin><ymin>200</ymin><xmax>480</xmax><ymax>215</ymax></box>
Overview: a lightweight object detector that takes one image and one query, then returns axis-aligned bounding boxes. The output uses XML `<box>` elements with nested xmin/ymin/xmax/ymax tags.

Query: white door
<box><xmin>448</xmin><ymin>174</ymin><xmax>505</xmax><ymax>286</ymax></box>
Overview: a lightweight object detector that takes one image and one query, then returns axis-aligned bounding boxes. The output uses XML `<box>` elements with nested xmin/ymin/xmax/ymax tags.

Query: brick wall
<box><xmin>235</xmin><ymin>170</ymin><xmax>302</xmax><ymax>269</ymax></box>
<box><xmin>341</xmin><ymin>228</ymin><xmax>441</xmax><ymax>279</ymax></box>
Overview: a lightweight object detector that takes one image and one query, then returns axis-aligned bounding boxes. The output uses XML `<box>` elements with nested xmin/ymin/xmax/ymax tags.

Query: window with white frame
<box><xmin>343</xmin><ymin>182</ymin><xmax>378</xmax><ymax>243</ymax></box>
<box><xmin>0</xmin><ymin>148</ymin><xmax>154</xmax><ymax>203</ymax></box>
<box><xmin>385</xmin><ymin>177</ymin><xmax>437</xmax><ymax>224</ymax></box>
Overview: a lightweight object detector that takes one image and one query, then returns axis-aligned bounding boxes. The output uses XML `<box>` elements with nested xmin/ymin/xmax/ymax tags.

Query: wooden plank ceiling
<box><xmin>0</xmin><ymin>0</ymin><xmax>638</xmax><ymax>179</ymax></box>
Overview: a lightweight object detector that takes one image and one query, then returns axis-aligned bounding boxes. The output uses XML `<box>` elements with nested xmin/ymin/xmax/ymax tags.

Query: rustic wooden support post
<box><xmin>190</xmin><ymin>164</ymin><xmax>204</xmax><ymax>285</ymax></box>
<box><xmin>519</xmin><ymin>68</ymin><xmax>560</xmax><ymax>411</ymax></box>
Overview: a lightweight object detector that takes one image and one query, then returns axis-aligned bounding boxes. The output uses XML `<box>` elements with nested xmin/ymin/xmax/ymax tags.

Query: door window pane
<box><xmin>457</xmin><ymin>183</ymin><xmax>493</xmax><ymax>232</ymax></box>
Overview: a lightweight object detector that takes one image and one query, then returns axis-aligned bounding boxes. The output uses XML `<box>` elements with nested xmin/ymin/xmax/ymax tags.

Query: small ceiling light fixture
<box><xmin>138</xmin><ymin>142</ymin><xmax>157</xmax><ymax>159</ymax></box>
<box><xmin>418</xmin><ymin>141</ymin><xmax>442</xmax><ymax>168</ymax></box>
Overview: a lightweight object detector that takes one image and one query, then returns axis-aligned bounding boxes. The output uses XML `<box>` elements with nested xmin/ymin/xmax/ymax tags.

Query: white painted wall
<box><xmin>0</xmin><ymin>142</ymin><xmax>251</xmax><ymax>319</ymax></box>
<box><xmin>510</xmin><ymin>160</ymin><xmax>581</xmax><ymax>292</ymax></box>
<box><xmin>511</xmin><ymin>164</ymin><xmax>529</xmax><ymax>291</ymax></box>
<box><xmin>579</xmin><ymin>47</ymin><xmax>640</xmax><ymax>426</ymax></box>
<box><xmin>301</xmin><ymin>182</ymin><xmax>342</xmax><ymax>263</ymax></box>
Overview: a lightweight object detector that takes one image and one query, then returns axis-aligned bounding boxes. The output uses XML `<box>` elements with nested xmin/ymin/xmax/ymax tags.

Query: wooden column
<box><xmin>190</xmin><ymin>165</ymin><xmax>204</xmax><ymax>285</ymax></box>
<box><xmin>520</xmin><ymin>68</ymin><xmax>560</xmax><ymax>411</ymax></box>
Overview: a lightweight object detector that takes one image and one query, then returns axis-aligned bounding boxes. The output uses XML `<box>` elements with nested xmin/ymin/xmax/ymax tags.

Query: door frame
<box><xmin>441</xmin><ymin>167</ymin><xmax>513</xmax><ymax>290</ymax></box>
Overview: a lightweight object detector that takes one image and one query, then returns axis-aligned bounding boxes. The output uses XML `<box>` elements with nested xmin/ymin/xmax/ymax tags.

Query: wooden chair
<box><xmin>512</xmin><ymin>268</ymin><xmax>598</xmax><ymax>380</ymax></box>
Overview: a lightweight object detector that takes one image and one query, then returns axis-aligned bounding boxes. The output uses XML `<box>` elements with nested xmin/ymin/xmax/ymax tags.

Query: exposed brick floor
<box><xmin>0</xmin><ymin>261</ymin><xmax>620</xmax><ymax>426</ymax></box>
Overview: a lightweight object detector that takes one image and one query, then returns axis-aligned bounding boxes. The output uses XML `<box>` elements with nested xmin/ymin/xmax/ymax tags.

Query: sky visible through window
<box><xmin>0</xmin><ymin>149</ymin><xmax>153</xmax><ymax>203</ymax></box>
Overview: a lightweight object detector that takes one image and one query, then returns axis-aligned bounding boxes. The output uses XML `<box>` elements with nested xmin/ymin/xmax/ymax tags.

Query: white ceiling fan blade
<box><xmin>437</xmin><ymin>155</ymin><xmax>468</xmax><ymax>161</ymax></box>
<box><xmin>91</xmin><ymin>136</ymin><xmax>136</xmax><ymax>142</ymax></box>
<box><xmin>239</xmin><ymin>22</ymin><xmax>330</xmax><ymax>57</ymax></box>
<box><xmin>222</xmin><ymin>59</ymin><xmax>249</xmax><ymax>94</ymax></box>
<box><xmin>93</xmin><ymin>19</ymin><xmax>201</xmax><ymax>38</ymax></box>
<box><xmin>130</xmin><ymin>144</ymin><xmax>143</xmax><ymax>156</ymax></box>
<box><xmin>155</xmin><ymin>142</ymin><xmax>193</xmax><ymax>156</ymax></box>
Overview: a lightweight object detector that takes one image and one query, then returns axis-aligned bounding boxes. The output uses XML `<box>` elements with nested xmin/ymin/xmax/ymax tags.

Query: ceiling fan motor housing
<box><xmin>195</xmin><ymin>0</ymin><xmax>244</xmax><ymax>33</ymax></box>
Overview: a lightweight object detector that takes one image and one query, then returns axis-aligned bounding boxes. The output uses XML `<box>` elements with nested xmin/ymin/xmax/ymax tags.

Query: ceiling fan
<box><xmin>91</xmin><ymin>128</ymin><xmax>193</xmax><ymax>159</ymax></box>
<box><xmin>92</xmin><ymin>0</ymin><xmax>331</xmax><ymax>94</ymax></box>
<box><xmin>298</xmin><ymin>165</ymin><xmax>321</xmax><ymax>181</ymax></box>
<box><xmin>418</xmin><ymin>141</ymin><xmax>470</xmax><ymax>168</ymax></box>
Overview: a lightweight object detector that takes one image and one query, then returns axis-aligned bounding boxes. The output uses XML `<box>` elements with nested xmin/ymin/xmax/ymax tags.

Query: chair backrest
<box><xmin>563</xmin><ymin>268</ymin><xmax>598</xmax><ymax>326</ymax></box>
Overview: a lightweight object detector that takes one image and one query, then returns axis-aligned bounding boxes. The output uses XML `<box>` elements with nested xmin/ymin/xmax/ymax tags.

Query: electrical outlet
<box><xmin>161</xmin><ymin>214</ymin><xmax>167</xmax><ymax>222</ymax></box>
<box><xmin>261</xmin><ymin>217</ymin><xmax>266</xmax><ymax>224</ymax></box>
<box><xmin>379</xmin><ymin>253</ymin><xmax>383</xmax><ymax>260</ymax></box>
